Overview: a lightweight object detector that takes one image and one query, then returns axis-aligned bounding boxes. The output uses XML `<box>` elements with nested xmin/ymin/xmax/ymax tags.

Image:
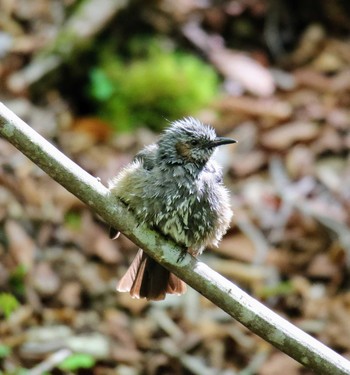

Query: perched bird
<box><xmin>109</xmin><ymin>117</ymin><xmax>236</xmax><ymax>300</ymax></box>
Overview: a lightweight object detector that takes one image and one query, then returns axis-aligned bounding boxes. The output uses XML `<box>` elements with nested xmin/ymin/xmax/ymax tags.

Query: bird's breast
<box><xmin>145</xmin><ymin>171</ymin><xmax>219</xmax><ymax>248</ymax></box>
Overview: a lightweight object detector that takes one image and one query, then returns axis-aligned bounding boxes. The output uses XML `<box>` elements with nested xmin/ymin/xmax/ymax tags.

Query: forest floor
<box><xmin>1</xmin><ymin>1</ymin><xmax>350</xmax><ymax>374</ymax></box>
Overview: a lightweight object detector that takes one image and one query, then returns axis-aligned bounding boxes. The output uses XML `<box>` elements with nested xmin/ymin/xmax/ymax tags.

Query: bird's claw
<box><xmin>177</xmin><ymin>251</ymin><xmax>187</xmax><ymax>263</ymax></box>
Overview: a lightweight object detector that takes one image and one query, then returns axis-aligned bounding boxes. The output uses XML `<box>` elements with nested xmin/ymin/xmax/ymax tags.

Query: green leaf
<box><xmin>0</xmin><ymin>293</ymin><xmax>20</xmax><ymax>319</ymax></box>
<box><xmin>0</xmin><ymin>344</ymin><xmax>11</xmax><ymax>358</ymax></box>
<box><xmin>9</xmin><ymin>264</ymin><xmax>27</xmax><ymax>296</ymax></box>
<box><xmin>257</xmin><ymin>281</ymin><xmax>294</xmax><ymax>299</ymax></box>
<box><xmin>58</xmin><ymin>353</ymin><xmax>96</xmax><ymax>371</ymax></box>
<box><xmin>89</xmin><ymin>68</ymin><xmax>114</xmax><ymax>101</ymax></box>
<box><xmin>64</xmin><ymin>211</ymin><xmax>82</xmax><ymax>230</ymax></box>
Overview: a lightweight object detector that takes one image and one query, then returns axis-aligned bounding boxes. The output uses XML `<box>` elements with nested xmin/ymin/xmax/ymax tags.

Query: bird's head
<box><xmin>157</xmin><ymin>117</ymin><xmax>236</xmax><ymax>168</ymax></box>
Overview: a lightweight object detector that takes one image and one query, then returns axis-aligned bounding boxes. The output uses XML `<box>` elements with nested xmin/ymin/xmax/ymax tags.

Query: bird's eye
<box><xmin>190</xmin><ymin>139</ymin><xmax>199</xmax><ymax>146</ymax></box>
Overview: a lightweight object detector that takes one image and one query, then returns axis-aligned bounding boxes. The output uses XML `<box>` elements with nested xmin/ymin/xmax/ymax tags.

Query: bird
<box><xmin>109</xmin><ymin>117</ymin><xmax>236</xmax><ymax>300</ymax></box>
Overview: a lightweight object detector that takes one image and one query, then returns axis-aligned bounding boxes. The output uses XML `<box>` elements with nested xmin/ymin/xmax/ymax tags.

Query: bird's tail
<box><xmin>117</xmin><ymin>249</ymin><xmax>187</xmax><ymax>300</ymax></box>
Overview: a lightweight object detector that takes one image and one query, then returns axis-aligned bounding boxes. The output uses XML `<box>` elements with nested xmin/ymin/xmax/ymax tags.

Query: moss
<box><xmin>88</xmin><ymin>39</ymin><xmax>219</xmax><ymax>132</ymax></box>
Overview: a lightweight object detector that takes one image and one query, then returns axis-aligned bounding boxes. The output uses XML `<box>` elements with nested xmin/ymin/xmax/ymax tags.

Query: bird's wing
<box><xmin>109</xmin><ymin>143</ymin><xmax>158</xmax><ymax>240</ymax></box>
<box><xmin>133</xmin><ymin>143</ymin><xmax>158</xmax><ymax>170</ymax></box>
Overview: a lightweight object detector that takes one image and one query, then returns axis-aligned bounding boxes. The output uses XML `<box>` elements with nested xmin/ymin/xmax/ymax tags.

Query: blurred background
<box><xmin>1</xmin><ymin>0</ymin><xmax>350</xmax><ymax>374</ymax></box>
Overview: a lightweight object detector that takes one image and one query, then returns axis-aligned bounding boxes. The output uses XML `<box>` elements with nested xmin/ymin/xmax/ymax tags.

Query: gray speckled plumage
<box><xmin>109</xmin><ymin>117</ymin><xmax>235</xmax><ymax>300</ymax></box>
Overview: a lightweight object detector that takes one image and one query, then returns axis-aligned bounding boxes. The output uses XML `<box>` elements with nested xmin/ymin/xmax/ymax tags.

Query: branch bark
<box><xmin>0</xmin><ymin>102</ymin><xmax>349</xmax><ymax>375</ymax></box>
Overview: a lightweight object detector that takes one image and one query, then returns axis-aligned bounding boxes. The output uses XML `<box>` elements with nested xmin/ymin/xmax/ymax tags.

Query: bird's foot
<box><xmin>176</xmin><ymin>249</ymin><xmax>188</xmax><ymax>263</ymax></box>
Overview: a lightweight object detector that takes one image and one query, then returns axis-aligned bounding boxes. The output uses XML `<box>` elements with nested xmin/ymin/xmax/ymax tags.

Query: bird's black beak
<box><xmin>209</xmin><ymin>137</ymin><xmax>237</xmax><ymax>148</ymax></box>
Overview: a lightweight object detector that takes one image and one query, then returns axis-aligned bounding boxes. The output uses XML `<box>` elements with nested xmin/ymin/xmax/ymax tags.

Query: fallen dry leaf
<box><xmin>285</xmin><ymin>145</ymin><xmax>315</xmax><ymax>179</ymax></box>
<box><xmin>5</xmin><ymin>220</ymin><xmax>36</xmax><ymax>270</ymax></box>
<box><xmin>58</xmin><ymin>281</ymin><xmax>82</xmax><ymax>308</ymax></box>
<box><xmin>259</xmin><ymin>352</ymin><xmax>302</xmax><ymax>375</ymax></box>
<box><xmin>306</xmin><ymin>253</ymin><xmax>340</xmax><ymax>280</ymax></box>
<box><xmin>231</xmin><ymin>150</ymin><xmax>267</xmax><ymax>176</ymax></box>
<box><xmin>217</xmin><ymin>96</ymin><xmax>291</xmax><ymax>120</ymax></box>
<box><xmin>32</xmin><ymin>262</ymin><xmax>61</xmax><ymax>296</ymax></box>
<box><xmin>215</xmin><ymin>233</ymin><xmax>256</xmax><ymax>262</ymax></box>
<box><xmin>210</xmin><ymin>50</ymin><xmax>275</xmax><ymax>97</ymax></box>
<box><xmin>261</xmin><ymin>121</ymin><xmax>319</xmax><ymax>150</ymax></box>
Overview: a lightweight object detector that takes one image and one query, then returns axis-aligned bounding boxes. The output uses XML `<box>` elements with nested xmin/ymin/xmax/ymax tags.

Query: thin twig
<box><xmin>27</xmin><ymin>348</ymin><xmax>72</xmax><ymax>375</ymax></box>
<box><xmin>1</xmin><ymin>102</ymin><xmax>350</xmax><ymax>375</ymax></box>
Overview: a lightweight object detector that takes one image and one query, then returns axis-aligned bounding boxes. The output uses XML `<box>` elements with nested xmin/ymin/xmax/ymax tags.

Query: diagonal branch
<box><xmin>0</xmin><ymin>102</ymin><xmax>349</xmax><ymax>375</ymax></box>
